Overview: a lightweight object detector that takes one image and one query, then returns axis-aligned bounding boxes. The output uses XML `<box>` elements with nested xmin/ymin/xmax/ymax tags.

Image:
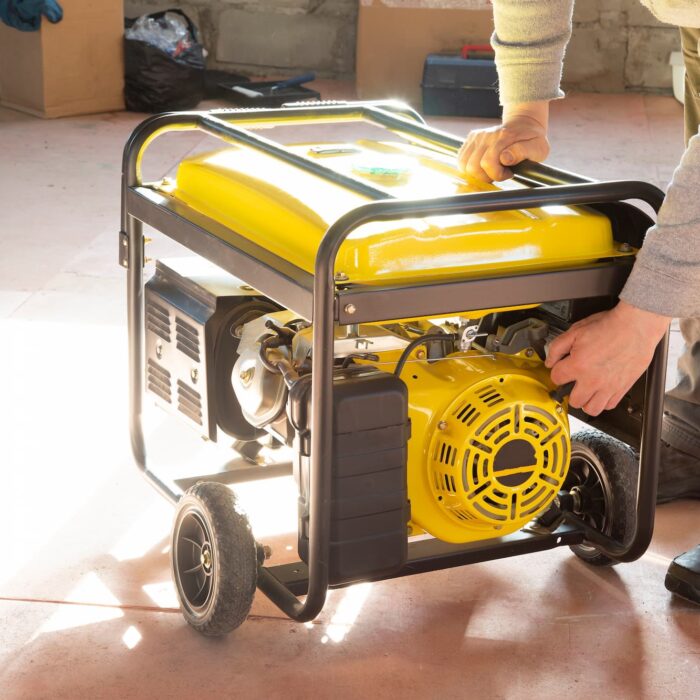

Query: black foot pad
<box><xmin>665</xmin><ymin>545</ymin><xmax>700</xmax><ymax>605</ymax></box>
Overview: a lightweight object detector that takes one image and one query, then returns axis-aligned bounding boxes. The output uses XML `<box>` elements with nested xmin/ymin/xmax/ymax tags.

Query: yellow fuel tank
<box><xmin>168</xmin><ymin>139</ymin><xmax>628</xmax><ymax>287</ymax></box>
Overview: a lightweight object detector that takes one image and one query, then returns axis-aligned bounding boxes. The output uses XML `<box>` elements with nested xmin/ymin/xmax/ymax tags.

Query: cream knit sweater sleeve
<box><xmin>491</xmin><ymin>0</ymin><xmax>700</xmax><ymax>318</ymax></box>
<box><xmin>491</xmin><ymin>0</ymin><xmax>575</xmax><ymax>104</ymax></box>
<box><xmin>620</xmin><ymin>134</ymin><xmax>700</xmax><ymax>318</ymax></box>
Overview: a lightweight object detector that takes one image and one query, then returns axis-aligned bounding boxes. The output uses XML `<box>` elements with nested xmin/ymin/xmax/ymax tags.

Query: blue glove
<box><xmin>42</xmin><ymin>0</ymin><xmax>62</xmax><ymax>23</ymax></box>
<box><xmin>0</xmin><ymin>0</ymin><xmax>62</xmax><ymax>31</ymax></box>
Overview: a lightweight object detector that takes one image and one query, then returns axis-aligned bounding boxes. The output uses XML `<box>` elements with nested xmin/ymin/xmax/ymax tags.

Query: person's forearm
<box><xmin>621</xmin><ymin>132</ymin><xmax>700</xmax><ymax>318</ymax></box>
<box><xmin>492</xmin><ymin>0</ymin><xmax>574</xmax><ymax>105</ymax></box>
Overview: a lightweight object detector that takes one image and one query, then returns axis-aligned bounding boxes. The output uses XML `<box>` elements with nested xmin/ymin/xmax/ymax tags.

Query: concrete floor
<box><xmin>1</xmin><ymin>84</ymin><xmax>699</xmax><ymax>699</ymax></box>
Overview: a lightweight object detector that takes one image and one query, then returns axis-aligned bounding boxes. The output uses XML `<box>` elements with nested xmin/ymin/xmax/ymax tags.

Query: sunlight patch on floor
<box><xmin>323</xmin><ymin>583</ymin><xmax>372</xmax><ymax>643</ymax></box>
<box><xmin>30</xmin><ymin>573</ymin><xmax>124</xmax><ymax>641</ymax></box>
<box><xmin>233</xmin><ymin>476</ymin><xmax>298</xmax><ymax>539</ymax></box>
<box><xmin>122</xmin><ymin>625</ymin><xmax>142</xmax><ymax>650</ymax></box>
<box><xmin>110</xmin><ymin>501</ymin><xmax>173</xmax><ymax>562</ymax></box>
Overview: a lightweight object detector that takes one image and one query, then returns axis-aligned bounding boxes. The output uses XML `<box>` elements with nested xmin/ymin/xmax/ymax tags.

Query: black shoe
<box><xmin>665</xmin><ymin>545</ymin><xmax>700</xmax><ymax>604</ymax></box>
<box><xmin>656</xmin><ymin>440</ymin><xmax>700</xmax><ymax>504</ymax></box>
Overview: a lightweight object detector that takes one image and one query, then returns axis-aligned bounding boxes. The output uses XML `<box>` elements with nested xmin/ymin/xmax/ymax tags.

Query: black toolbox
<box><xmin>421</xmin><ymin>45</ymin><xmax>502</xmax><ymax>118</ymax></box>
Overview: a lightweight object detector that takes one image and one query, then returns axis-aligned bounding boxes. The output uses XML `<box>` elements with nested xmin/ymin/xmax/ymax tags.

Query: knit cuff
<box><xmin>494</xmin><ymin>61</ymin><xmax>566</xmax><ymax>105</ymax></box>
<box><xmin>620</xmin><ymin>261</ymin><xmax>700</xmax><ymax>318</ymax></box>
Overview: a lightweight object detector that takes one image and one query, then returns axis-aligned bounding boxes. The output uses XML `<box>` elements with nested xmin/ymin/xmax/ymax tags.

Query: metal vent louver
<box><xmin>175</xmin><ymin>316</ymin><xmax>201</xmax><ymax>362</ymax></box>
<box><xmin>177</xmin><ymin>380</ymin><xmax>203</xmax><ymax>425</ymax></box>
<box><xmin>147</xmin><ymin>359</ymin><xmax>172</xmax><ymax>403</ymax></box>
<box><xmin>146</xmin><ymin>300</ymin><xmax>171</xmax><ymax>343</ymax></box>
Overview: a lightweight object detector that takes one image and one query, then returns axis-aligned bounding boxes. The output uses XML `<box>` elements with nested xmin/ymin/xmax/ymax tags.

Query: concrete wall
<box><xmin>125</xmin><ymin>0</ymin><xmax>681</xmax><ymax>91</ymax></box>
<box><xmin>124</xmin><ymin>0</ymin><xmax>358</xmax><ymax>78</ymax></box>
<box><xmin>564</xmin><ymin>0</ymin><xmax>680</xmax><ymax>93</ymax></box>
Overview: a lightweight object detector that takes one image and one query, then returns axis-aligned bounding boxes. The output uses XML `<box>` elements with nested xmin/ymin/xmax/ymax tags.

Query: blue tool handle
<box><xmin>270</xmin><ymin>72</ymin><xmax>316</xmax><ymax>91</ymax></box>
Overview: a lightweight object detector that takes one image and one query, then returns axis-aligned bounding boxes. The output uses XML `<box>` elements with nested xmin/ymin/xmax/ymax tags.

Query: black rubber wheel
<box><xmin>566</xmin><ymin>430</ymin><xmax>638</xmax><ymax>567</ymax></box>
<box><xmin>171</xmin><ymin>482</ymin><xmax>257</xmax><ymax>636</ymax></box>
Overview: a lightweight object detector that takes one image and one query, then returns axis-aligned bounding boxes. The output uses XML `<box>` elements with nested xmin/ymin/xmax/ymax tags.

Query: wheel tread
<box><xmin>172</xmin><ymin>481</ymin><xmax>258</xmax><ymax>636</ymax></box>
<box><xmin>569</xmin><ymin>429</ymin><xmax>638</xmax><ymax>567</ymax></box>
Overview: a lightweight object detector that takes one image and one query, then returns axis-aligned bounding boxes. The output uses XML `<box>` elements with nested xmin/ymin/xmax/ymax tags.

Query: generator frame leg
<box><xmin>125</xmin><ymin>214</ymin><xmax>181</xmax><ymax>504</ymax></box>
<box><xmin>122</xmin><ymin>103</ymin><xmax>668</xmax><ymax>624</ymax></box>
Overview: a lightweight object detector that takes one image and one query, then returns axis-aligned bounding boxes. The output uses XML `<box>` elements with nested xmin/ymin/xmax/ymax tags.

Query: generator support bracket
<box><xmin>118</xmin><ymin>229</ymin><xmax>129</xmax><ymax>269</ymax></box>
<box><xmin>119</xmin><ymin>228</ymin><xmax>150</xmax><ymax>270</ymax></box>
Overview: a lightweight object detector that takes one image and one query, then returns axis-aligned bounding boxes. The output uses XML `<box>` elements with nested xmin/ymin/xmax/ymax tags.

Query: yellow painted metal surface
<box><xmin>170</xmin><ymin>139</ymin><xmax>627</xmax><ymax>285</ymax></box>
<box><xmin>403</xmin><ymin>350</ymin><xmax>570</xmax><ymax>543</ymax></box>
<box><xmin>337</xmin><ymin>327</ymin><xmax>570</xmax><ymax>544</ymax></box>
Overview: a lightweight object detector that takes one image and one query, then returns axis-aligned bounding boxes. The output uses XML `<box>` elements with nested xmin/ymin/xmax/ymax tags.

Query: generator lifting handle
<box><xmin>121</xmin><ymin>101</ymin><xmax>595</xmax><ymax>202</ymax></box>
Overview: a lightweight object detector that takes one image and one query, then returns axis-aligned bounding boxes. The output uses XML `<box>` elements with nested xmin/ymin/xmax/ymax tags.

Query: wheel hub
<box><xmin>201</xmin><ymin>546</ymin><xmax>213</xmax><ymax>573</ymax></box>
<box><xmin>565</xmin><ymin>448</ymin><xmax>613</xmax><ymax>536</ymax></box>
<box><xmin>174</xmin><ymin>510</ymin><xmax>216</xmax><ymax>613</ymax></box>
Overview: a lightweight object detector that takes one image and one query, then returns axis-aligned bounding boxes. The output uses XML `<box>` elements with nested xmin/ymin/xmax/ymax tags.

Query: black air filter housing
<box><xmin>290</xmin><ymin>367</ymin><xmax>411</xmax><ymax>585</ymax></box>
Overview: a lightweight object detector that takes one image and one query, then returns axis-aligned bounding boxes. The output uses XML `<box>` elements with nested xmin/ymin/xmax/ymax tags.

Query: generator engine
<box><xmin>405</xmin><ymin>336</ymin><xmax>570</xmax><ymax>544</ymax></box>
<box><xmin>230</xmin><ymin>309</ymin><xmax>571</xmax><ymax>545</ymax></box>
<box><xmin>145</xmin><ymin>259</ymin><xmax>571</xmax><ymax>583</ymax></box>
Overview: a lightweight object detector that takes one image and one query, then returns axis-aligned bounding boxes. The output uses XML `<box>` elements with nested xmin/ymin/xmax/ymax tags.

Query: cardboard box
<box><xmin>0</xmin><ymin>0</ymin><xmax>124</xmax><ymax>118</ymax></box>
<box><xmin>356</xmin><ymin>0</ymin><xmax>494</xmax><ymax>108</ymax></box>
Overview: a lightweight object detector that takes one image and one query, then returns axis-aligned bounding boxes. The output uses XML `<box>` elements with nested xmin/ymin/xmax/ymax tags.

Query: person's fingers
<box><xmin>605</xmin><ymin>390</ymin><xmax>626</xmax><ymax>411</ymax></box>
<box><xmin>457</xmin><ymin>139</ymin><xmax>475</xmax><ymax>172</ymax></box>
<box><xmin>545</xmin><ymin>329</ymin><xmax>576</xmax><ymax>368</ymax></box>
<box><xmin>480</xmin><ymin>144</ymin><xmax>513</xmax><ymax>181</ymax></box>
<box><xmin>501</xmin><ymin>136</ymin><xmax>550</xmax><ymax>167</ymax></box>
<box><xmin>488</xmin><ymin>136</ymin><xmax>532</xmax><ymax>174</ymax></box>
<box><xmin>460</xmin><ymin>128</ymin><xmax>550</xmax><ymax>181</ymax></box>
<box><xmin>458</xmin><ymin>132</ymin><xmax>484</xmax><ymax>168</ymax></box>
<box><xmin>568</xmin><ymin>380</ymin><xmax>595</xmax><ymax>411</ymax></box>
<box><xmin>465</xmin><ymin>143</ymin><xmax>492</xmax><ymax>182</ymax></box>
<box><xmin>549</xmin><ymin>359</ymin><xmax>576</xmax><ymax>387</ymax></box>
<box><xmin>583</xmin><ymin>392</ymin><xmax>610</xmax><ymax>417</ymax></box>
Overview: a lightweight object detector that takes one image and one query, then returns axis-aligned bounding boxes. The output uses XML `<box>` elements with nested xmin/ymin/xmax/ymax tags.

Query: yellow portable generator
<box><xmin>121</xmin><ymin>102</ymin><xmax>668</xmax><ymax>636</ymax></box>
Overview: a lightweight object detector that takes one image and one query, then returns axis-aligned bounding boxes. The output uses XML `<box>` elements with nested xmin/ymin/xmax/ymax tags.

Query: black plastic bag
<box><xmin>124</xmin><ymin>9</ymin><xmax>205</xmax><ymax>112</ymax></box>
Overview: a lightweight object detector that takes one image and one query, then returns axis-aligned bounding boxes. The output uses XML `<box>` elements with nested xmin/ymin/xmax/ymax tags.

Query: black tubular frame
<box><xmin>122</xmin><ymin>101</ymin><xmax>668</xmax><ymax>623</ymax></box>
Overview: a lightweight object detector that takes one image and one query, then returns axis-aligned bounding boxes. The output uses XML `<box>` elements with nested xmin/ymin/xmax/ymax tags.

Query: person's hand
<box><xmin>458</xmin><ymin>102</ymin><xmax>551</xmax><ymax>182</ymax></box>
<box><xmin>545</xmin><ymin>300</ymin><xmax>670</xmax><ymax>416</ymax></box>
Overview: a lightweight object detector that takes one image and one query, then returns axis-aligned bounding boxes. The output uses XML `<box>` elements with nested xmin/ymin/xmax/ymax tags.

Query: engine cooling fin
<box><xmin>426</xmin><ymin>374</ymin><xmax>570</xmax><ymax>540</ymax></box>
